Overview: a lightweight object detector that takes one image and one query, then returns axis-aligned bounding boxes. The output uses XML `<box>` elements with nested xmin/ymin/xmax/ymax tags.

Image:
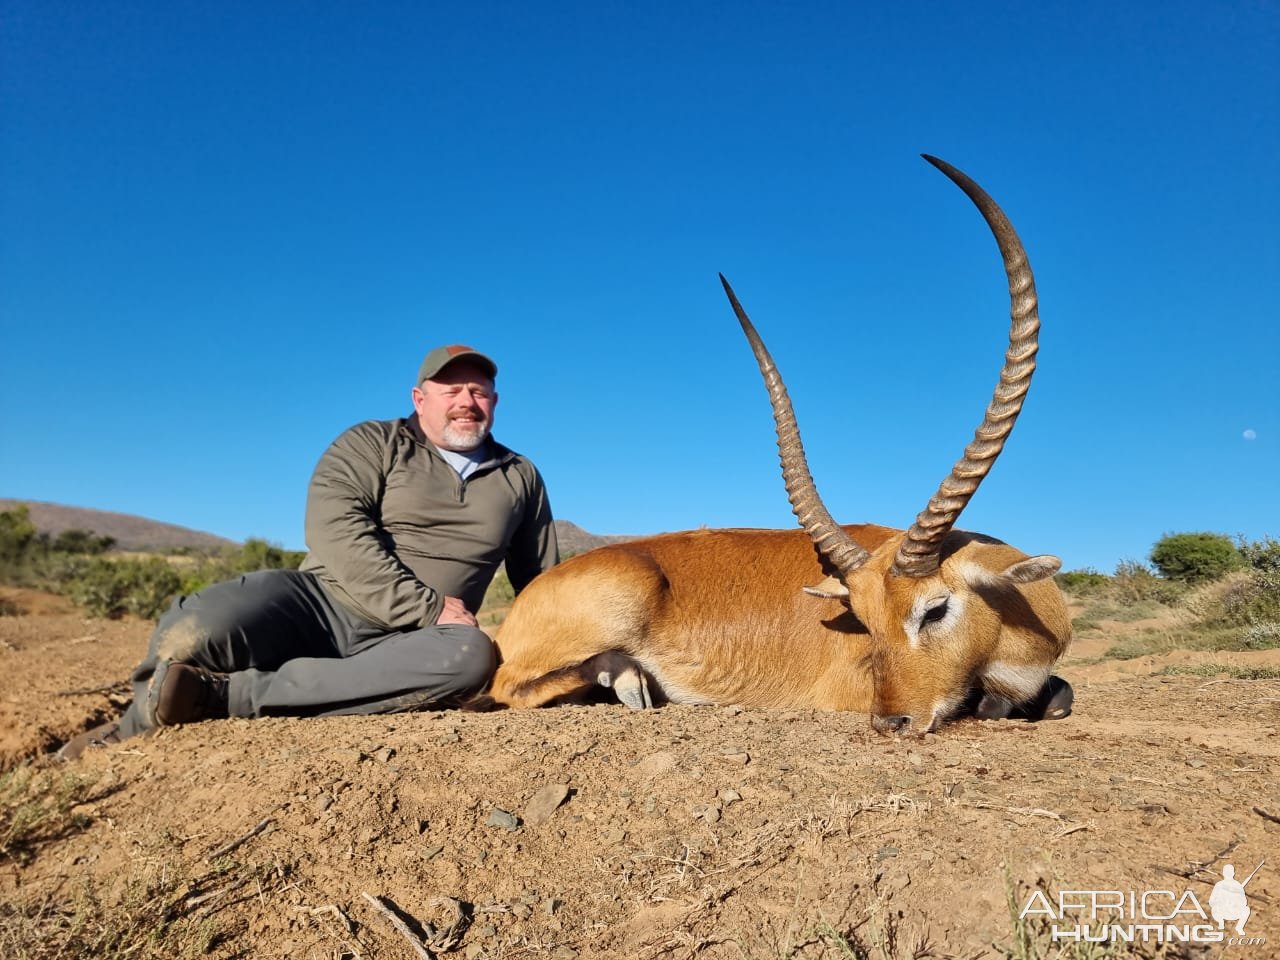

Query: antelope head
<box><xmin>722</xmin><ymin>155</ymin><xmax>1069</xmax><ymax>736</ymax></box>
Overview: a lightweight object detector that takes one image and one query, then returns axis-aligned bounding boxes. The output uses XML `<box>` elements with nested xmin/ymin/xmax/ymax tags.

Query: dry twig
<box><xmin>1253</xmin><ymin>805</ymin><xmax>1280</xmax><ymax>825</ymax></box>
<box><xmin>362</xmin><ymin>891</ymin><xmax>436</xmax><ymax>960</ymax></box>
<box><xmin>954</xmin><ymin>799</ymin><xmax>1066</xmax><ymax>820</ymax></box>
<box><xmin>423</xmin><ymin>895</ymin><xmax>467</xmax><ymax>952</ymax></box>
<box><xmin>1050</xmin><ymin>823</ymin><xmax>1090</xmax><ymax>842</ymax></box>
<box><xmin>296</xmin><ymin>903</ymin><xmax>356</xmax><ymax>933</ymax></box>
<box><xmin>207</xmin><ymin>815</ymin><xmax>275</xmax><ymax>860</ymax></box>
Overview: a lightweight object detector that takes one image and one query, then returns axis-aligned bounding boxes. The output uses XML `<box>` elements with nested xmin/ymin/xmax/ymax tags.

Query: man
<box><xmin>59</xmin><ymin>344</ymin><xmax>557</xmax><ymax>758</ymax></box>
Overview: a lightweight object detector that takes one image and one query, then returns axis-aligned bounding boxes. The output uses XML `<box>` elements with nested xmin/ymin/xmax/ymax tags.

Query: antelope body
<box><xmin>481</xmin><ymin>156</ymin><xmax>1073</xmax><ymax>735</ymax></box>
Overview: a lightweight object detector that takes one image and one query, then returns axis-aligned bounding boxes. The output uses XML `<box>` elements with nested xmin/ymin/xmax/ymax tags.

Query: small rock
<box><xmin>692</xmin><ymin>803</ymin><xmax>721</xmax><ymax>824</ymax></box>
<box><xmin>474</xmin><ymin>924</ymin><xmax>497</xmax><ymax>938</ymax></box>
<box><xmin>315</xmin><ymin>795</ymin><xmax>334</xmax><ymax>814</ymax></box>
<box><xmin>541</xmin><ymin>898</ymin><xmax>559</xmax><ymax>916</ymax></box>
<box><xmin>511</xmin><ymin>903</ymin><xmax>533</xmax><ymax>919</ymax></box>
<box><xmin>942</xmin><ymin>757</ymin><xmax>961</xmax><ymax>768</ymax></box>
<box><xmin>464</xmin><ymin>944</ymin><xmax>484</xmax><ymax>960</ymax></box>
<box><xmin>524</xmin><ymin>783</ymin><xmax>571</xmax><ymax>827</ymax></box>
<box><xmin>552</xmin><ymin>947</ymin><xmax>578</xmax><ymax>960</ymax></box>
<box><xmin>718</xmin><ymin>751</ymin><xmax>750</xmax><ymax>765</ymax></box>
<box><xmin>718</xmin><ymin>789</ymin><xmax>742</xmax><ymax>806</ymax></box>
<box><xmin>1186</xmin><ymin>758</ymin><xmax>1206</xmax><ymax>769</ymax></box>
<box><xmin>374</xmin><ymin>747</ymin><xmax>396</xmax><ymax>763</ymax></box>
<box><xmin>487</xmin><ymin>807</ymin><xmax>521</xmax><ymax>831</ymax></box>
<box><xmin>439</xmin><ymin>732</ymin><xmax>463</xmax><ymax>745</ymax></box>
<box><xmin>603</xmin><ymin>827</ymin><xmax>627</xmax><ymax>845</ymax></box>
<box><xmin>421</xmin><ymin>844</ymin><xmax>445</xmax><ymax>860</ymax></box>
<box><xmin>875</xmin><ymin>845</ymin><xmax>900</xmax><ymax>860</ymax></box>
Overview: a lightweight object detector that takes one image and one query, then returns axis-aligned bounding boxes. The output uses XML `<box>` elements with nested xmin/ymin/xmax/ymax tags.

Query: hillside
<box><xmin>0</xmin><ymin>499</ymin><xmax>236</xmax><ymax>552</ymax></box>
<box><xmin>1</xmin><ymin>499</ymin><xmax>627</xmax><ymax>556</ymax></box>
<box><xmin>554</xmin><ymin>520</ymin><xmax>634</xmax><ymax>557</ymax></box>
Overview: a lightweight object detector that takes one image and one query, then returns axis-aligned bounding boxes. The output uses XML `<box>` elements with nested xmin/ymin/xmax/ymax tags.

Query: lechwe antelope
<box><xmin>479</xmin><ymin>155</ymin><xmax>1073</xmax><ymax>735</ymax></box>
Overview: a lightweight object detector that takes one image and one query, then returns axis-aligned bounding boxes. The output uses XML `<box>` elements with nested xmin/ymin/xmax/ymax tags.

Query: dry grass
<box><xmin>0</xmin><ymin>765</ymin><xmax>95</xmax><ymax>865</ymax></box>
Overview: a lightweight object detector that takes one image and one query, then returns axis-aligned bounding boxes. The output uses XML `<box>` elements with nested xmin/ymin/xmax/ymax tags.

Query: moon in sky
<box><xmin>1243</xmin><ymin>429</ymin><xmax>1257</xmax><ymax>440</ymax></box>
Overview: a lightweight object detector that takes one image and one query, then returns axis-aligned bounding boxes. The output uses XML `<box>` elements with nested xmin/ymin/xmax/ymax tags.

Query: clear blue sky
<box><xmin>2</xmin><ymin>1</ymin><xmax>1276</xmax><ymax>572</ymax></box>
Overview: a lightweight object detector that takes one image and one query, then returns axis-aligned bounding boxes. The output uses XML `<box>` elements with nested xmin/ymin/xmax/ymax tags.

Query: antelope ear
<box><xmin>1000</xmin><ymin>555</ymin><xmax>1061</xmax><ymax>584</ymax></box>
<box><xmin>802</xmin><ymin>575</ymin><xmax>849</xmax><ymax>600</ymax></box>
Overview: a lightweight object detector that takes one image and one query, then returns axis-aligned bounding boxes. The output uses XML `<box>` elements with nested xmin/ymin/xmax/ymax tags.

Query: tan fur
<box><xmin>486</xmin><ymin>159</ymin><xmax>1069</xmax><ymax>730</ymax></box>
<box><xmin>487</xmin><ymin>523</ymin><xmax>1071</xmax><ymax>725</ymax></box>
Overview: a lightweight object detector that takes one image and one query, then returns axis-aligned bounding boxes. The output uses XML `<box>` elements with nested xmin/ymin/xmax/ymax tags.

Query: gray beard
<box><xmin>441</xmin><ymin>420</ymin><xmax>491</xmax><ymax>451</ymax></box>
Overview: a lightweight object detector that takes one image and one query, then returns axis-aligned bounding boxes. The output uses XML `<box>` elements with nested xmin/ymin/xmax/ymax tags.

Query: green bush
<box><xmin>481</xmin><ymin>568</ymin><xmax>515</xmax><ymax>612</ymax></box>
<box><xmin>178</xmin><ymin>538</ymin><xmax>306</xmax><ymax>595</ymax></box>
<box><xmin>60</xmin><ymin>557</ymin><xmax>183</xmax><ymax>620</ymax></box>
<box><xmin>1150</xmin><ymin>532</ymin><xmax>1243</xmax><ymax>584</ymax></box>
<box><xmin>1112</xmin><ymin>559</ymin><xmax>1186</xmax><ymax>605</ymax></box>
<box><xmin>1238</xmin><ymin>535</ymin><xmax>1280</xmax><ymax>574</ymax></box>
<box><xmin>50</xmin><ymin>529</ymin><xmax>115</xmax><ymax>554</ymax></box>
<box><xmin>0</xmin><ymin>506</ymin><xmax>38</xmax><ymax>580</ymax></box>
<box><xmin>1055</xmin><ymin>569</ymin><xmax>1109</xmax><ymax>594</ymax></box>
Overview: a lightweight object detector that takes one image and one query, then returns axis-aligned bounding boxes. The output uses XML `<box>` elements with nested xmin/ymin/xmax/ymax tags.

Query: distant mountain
<box><xmin>554</xmin><ymin>520</ymin><xmax>634</xmax><ymax>557</ymax></box>
<box><xmin>0</xmin><ymin>499</ymin><xmax>237</xmax><ymax>552</ymax></box>
<box><xmin>1</xmin><ymin>499</ymin><xmax>630</xmax><ymax>557</ymax></box>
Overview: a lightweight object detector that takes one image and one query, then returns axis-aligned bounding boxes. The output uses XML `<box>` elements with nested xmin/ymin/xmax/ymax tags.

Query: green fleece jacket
<box><xmin>300</xmin><ymin>416</ymin><xmax>558</xmax><ymax>630</ymax></box>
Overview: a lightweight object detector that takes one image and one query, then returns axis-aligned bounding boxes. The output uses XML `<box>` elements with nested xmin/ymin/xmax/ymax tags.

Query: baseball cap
<box><xmin>416</xmin><ymin>344</ymin><xmax>498</xmax><ymax>385</ymax></box>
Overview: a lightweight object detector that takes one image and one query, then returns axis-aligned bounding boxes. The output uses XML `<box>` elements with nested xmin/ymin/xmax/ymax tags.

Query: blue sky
<box><xmin>2</xmin><ymin>1</ymin><xmax>1276</xmax><ymax>572</ymax></box>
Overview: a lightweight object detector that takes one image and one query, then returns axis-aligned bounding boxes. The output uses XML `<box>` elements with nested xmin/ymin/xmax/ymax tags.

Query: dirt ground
<box><xmin>2</xmin><ymin>585</ymin><xmax>1278</xmax><ymax>959</ymax></box>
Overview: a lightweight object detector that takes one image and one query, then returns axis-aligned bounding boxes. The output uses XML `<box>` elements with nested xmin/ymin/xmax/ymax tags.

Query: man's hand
<box><xmin>437</xmin><ymin>596</ymin><xmax>477</xmax><ymax>627</ymax></box>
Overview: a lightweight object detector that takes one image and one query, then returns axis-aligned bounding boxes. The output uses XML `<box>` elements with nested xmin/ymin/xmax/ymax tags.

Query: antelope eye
<box><xmin>922</xmin><ymin>599</ymin><xmax>949</xmax><ymax>625</ymax></box>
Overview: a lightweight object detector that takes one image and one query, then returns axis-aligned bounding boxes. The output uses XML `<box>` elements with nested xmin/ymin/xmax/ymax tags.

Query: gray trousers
<box><xmin>117</xmin><ymin>569</ymin><xmax>495</xmax><ymax>738</ymax></box>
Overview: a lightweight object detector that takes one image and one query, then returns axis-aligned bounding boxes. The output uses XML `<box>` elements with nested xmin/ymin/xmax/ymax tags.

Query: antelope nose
<box><xmin>872</xmin><ymin>714</ymin><xmax>912</xmax><ymax>735</ymax></box>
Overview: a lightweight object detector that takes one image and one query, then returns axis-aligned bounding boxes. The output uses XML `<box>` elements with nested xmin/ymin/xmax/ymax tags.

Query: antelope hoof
<box><xmin>1037</xmin><ymin>675</ymin><xmax>1074</xmax><ymax>720</ymax></box>
<box><xmin>609</xmin><ymin>665</ymin><xmax>655</xmax><ymax>710</ymax></box>
<box><xmin>1012</xmin><ymin>675</ymin><xmax>1074</xmax><ymax>722</ymax></box>
<box><xmin>974</xmin><ymin>692</ymin><xmax>1014</xmax><ymax>720</ymax></box>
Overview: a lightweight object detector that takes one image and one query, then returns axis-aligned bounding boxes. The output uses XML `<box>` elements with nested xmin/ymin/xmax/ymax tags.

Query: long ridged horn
<box><xmin>721</xmin><ymin>274</ymin><xmax>871</xmax><ymax>578</ymax></box>
<box><xmin>893</xmin><ymin>154</ymin><xmax>1041</xmax><ymax>578</ymax></box>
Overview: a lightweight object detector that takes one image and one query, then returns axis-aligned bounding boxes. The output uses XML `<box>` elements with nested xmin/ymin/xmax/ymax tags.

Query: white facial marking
<box><xmin>903</xmin><ymin>592</ymin><xmax>961</xmax><ymax>649</ymax></box>
<box><xmin>957</xmin><ymin>560</ymin><xmax>1005</xmax><ymax>588</ymax></box>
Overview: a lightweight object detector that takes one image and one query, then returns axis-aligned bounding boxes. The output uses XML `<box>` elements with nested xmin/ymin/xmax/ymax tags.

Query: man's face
<box><xmin>412</xmin><ymin>359</ymin><xmax>498</xmax><ymax>451</ymax></box>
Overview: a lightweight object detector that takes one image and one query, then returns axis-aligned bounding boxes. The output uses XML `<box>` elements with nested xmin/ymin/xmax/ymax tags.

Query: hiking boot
<box><xmin>56</xmin><ymin>720</ymin><xmax>123</xmax><ymax>762</ymax></box>
<box><xmin>149</xmin><ymin>661</ymin><xmax>230</xmax><ymax>726</ymax></box>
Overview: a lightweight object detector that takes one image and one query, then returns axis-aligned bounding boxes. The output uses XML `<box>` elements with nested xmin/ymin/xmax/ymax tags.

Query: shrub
<box><xmin>0</xmin><ymin>506</ymin><xmax>38</xmax><ymax>580</ymax></box>
<box><xmin>50</xmin><ymin>529</ymin><xmax>115</xmax><ymax>554</ymax></box>
<box><xmin>1</xmin><ymin>766</ymin><xmax>94</xmax><ymax>864</ymax></box>
<box><xmin>177</xmin><ymin>538</ymin><xmax>306</xmax><ymax>595</ymax></box>
<box><xmin>1244</xmin><ymin>621</ymin><xmax>1280</xmax><ymax>650</ymax></box>
<box><xmin>1238</xmin><ymin>535</ymin><xmax>1280</xmax><ymax>574</ymax></box>
<box><xmin>1055</xmin><ymin>569</ymin><xmax>1109</xmax><ymax>594</ymax></box>
<box><xmin>60</xmin><ymin>557</ymin><xmax>183</xmax><ymax>620</ymax></box>
<box><xmin>1112</xmin><ymin>559</ymin><xmax>1186</xmax><ymax>605</ymax></box>
<box><xmin>1150</xmin><ymin>532</ymin><xmax>1243</xmax><ymax>584</ymax></box>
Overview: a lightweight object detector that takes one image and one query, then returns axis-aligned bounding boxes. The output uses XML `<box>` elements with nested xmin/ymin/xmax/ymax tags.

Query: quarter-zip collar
<box><xmin>400</xmin><ymin>413</ymin><xmax>518</xmax><ymax>475</ymax></box>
